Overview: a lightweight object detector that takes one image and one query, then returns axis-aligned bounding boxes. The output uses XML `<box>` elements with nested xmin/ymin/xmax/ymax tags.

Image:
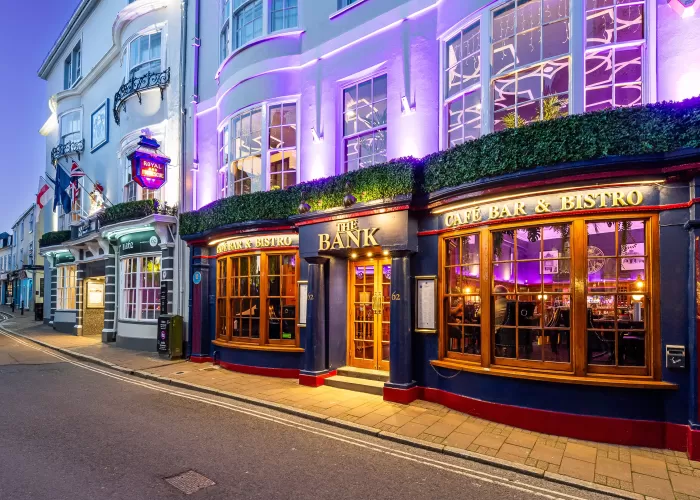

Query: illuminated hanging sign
<box><xmin>215</xmin><ymin>234</ymin><xmax>299</xmax><ymax>254</ymax></box>
<box><xmin>441</xmin><ymin>186</ymin><xmax>654</xmax><ymax>230</ymax></box>
<box><xmin>127</xmin><ymin>135</ymin><xmax>171</xmax><ymax>190</ymax></box>
<box><xmin>318</xmin><ymin>219</ymin><xmax>380</xmax><ymax>251</ymax></box>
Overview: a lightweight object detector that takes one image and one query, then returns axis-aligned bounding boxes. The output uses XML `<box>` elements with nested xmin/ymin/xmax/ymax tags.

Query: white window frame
<box><xmin>437</xmin><ymin>0</ymin><xmax>655</xmax><ymax>147</ymax></box>
<box><xmin>125</xmin><ymin>29</ymin><xmax>163</xmax><ymax>81</ymax></box>
<box><xmin>340</xmin><ymin>73</ymin><xmax>388</xmax><ymax>173</ymax></box>
<box><xmin>270</xmin><ymin>0</ymin><xmax>298</xmax><ymax>32</ymax></box>
<box><xmin>64</xmin><ymin>40</ymin><xmax>82</xmax><ymax>90</ymax></box>
<box><xmin>58</xmin><ymin>109</ymin><xmax>83</xmax><ymax>145</ymax></box>
<box><xmin>233</xmin><ymin>0</ymin><xmax>264</xmax><ymax>50</ymax></box>
<box><xmin>217</xmin><ymin>98</ymin><xmax>300</xmax><ymax>200</ymax></box>
<box><xmin>583</xmin><ymin>0</ymin><xmax>649</xmax><ymax>111</ymax></box>
<box><xmin>442</xmin><ymin>18</ymin><xmax>483</xmax><ymax>149</ymax></box>
<box><xmin>221</xmin><ymin>0</ymin><xmax>232</xmax><ymax>63</ymax></box>
<box><xmin>218</xmin><ymin>123</ymin><xmax>231</xmax><ymax>198</ymax></box>
<box><xmin>120</xmin><ymin>255</ymin><xmax>161</xmax><ymax>322</ymax></box>
<box><xmin>56</xmin><ymin>265</ymin><xmax>77</xmax><ymax>311</ymax></box>
<box><xmin>123</xmin><ymin>156</ymin><xmax>161</xmax><ymax>203</ymax></box>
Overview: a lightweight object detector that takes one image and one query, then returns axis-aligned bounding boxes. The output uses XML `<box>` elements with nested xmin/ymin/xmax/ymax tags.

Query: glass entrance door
<box><xmin>349</xmin><ymin>259</ymin><xmax>391</xmax><ymax>370</ymax></box>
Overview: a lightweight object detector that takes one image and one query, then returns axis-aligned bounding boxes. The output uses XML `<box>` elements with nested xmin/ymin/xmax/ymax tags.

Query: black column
<box><xmin>300</xmin><ymin>257</ymin><xmax>330</xmax><ymax>383</ymax></box>
<box><xmin>385</xmin><ymin>250</ymin><xmax>417</xmax><ymax>402</ymax></box>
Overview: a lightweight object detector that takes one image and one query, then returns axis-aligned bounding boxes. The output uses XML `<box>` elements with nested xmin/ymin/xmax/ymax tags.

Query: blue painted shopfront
<box><xmin>185</xmin><ymin>158</ymin><xmax>700</xmax><ymax>457</ymax></box>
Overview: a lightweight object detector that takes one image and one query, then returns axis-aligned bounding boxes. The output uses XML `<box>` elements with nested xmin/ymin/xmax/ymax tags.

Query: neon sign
<box><xmin>127</xmin><ymin>134</ymin><xmax>171</xmax><ymax>190</ymax></box>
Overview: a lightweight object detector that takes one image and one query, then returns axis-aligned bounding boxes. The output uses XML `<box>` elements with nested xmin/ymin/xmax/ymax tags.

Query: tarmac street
<box><xmin>0</xmin><ymin>331</ymin><xmax>613</xmax><ymax>500</ymax></box>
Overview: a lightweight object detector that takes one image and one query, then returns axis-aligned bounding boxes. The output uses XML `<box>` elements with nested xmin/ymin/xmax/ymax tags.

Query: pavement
<box><xmin>2</xmin><ymin>308</ymin><xmax>699</xmax><ymax>500</ymax></box>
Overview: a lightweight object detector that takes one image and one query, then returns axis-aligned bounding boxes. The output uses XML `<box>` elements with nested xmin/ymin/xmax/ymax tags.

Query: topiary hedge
<box><xmin>179</xmin><ymin>159</ymin><xmax>417</xmax><ymax>236</ymax></box>
<box><xmin>423</xmin><ymin>97</ymin><xmax>700</xmax><ymax>193</ymax></box>
<box><xmin>102</xmin><ymin>199</ymin><xmax>177</xmax><ymax>227</ymax></box>
<box><xmin>179</xmin><ymin>98</ymin><xmax>700</xmax><ymax>237</ymax></box>
<box><xmin>39</xmin><ymin>230</ymin><xmax>71</xmax><ymax>248</ymax></box>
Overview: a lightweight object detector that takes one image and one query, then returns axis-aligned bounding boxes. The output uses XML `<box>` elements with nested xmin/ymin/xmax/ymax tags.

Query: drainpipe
<box><xmin>191</xmin><ymin>0</ymin><xmax>201</xmax><ymax>211</ymax></box>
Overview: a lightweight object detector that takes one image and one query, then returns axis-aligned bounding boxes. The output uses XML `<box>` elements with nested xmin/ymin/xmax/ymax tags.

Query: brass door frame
<box><xmin>347</xmin><ymin>258</ymin><xmax>391</xmax><ymax>371</ymax></box>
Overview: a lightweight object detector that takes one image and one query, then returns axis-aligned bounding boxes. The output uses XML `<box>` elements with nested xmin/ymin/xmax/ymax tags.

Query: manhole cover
<box><xmin>165</xmin><ymin>470</ymin><xmax>215</xmax><ymax>495</ymax></box>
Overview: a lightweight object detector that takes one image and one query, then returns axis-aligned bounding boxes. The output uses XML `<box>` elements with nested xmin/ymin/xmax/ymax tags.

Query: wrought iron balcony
<box><xmin>51</xmin><ymin>139</ymin><xmax>85</xmax><ymax>164</ymax></box>
<box><xmin>113</xmin><ymin>68</ymin><xmax>171</xmax><ymax>125</ymax></box>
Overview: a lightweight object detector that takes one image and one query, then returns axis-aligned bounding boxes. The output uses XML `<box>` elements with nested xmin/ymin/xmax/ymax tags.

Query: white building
<box><xmin>11</xmin><ymin>206</ymin><xmax>44</xmax><ymax>313</ymax></box>
<box><xmin>0</xmin><ymin>233</ymin><xmax>14</xmax><ymax>305</ymax></box>
<box><xmin>38</xmin><ymin>0</ymin><xmax>184</xmax><ymax>348</ymax></box>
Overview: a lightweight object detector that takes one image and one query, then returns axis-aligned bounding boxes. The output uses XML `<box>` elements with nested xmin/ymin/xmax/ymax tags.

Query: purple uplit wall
<box><xmin>190</xmin><ymin>0</ymin><xmax>700</xmax><ymax>211</ymax></box>
<box><xmin>657</xmin><ymin>2</ymin><xmax>700</xmax><ymax>102</ymax></box>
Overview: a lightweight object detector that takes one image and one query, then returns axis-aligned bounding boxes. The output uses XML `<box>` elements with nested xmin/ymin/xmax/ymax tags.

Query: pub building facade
<box><xmin>185</xmin><ymin>150</ymin><xmax>700</xmax><ymax>455</ymax></box>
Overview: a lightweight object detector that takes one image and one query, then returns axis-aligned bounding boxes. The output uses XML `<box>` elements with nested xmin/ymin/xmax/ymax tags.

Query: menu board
<box><xmin>86</xmin><ymin>281</ymin><xmax>105</xmax><ymax>308</ymax></box>
<box><xmin>298</xmin><ymin>282</ymin><xmax>308</xmax><ymax>327</ymax></box>
<box><xmin>416</xmin><ymin>277</ymin><xmax>436</xmax><ymax>332</ymax></box>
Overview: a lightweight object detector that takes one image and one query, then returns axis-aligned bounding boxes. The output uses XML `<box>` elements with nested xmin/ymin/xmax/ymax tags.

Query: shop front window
<box><xmin>445</xmin><ymin>234</ymin><xmax>482</xmax><ymax>357</ymax></box>
<box><xmin>586</xmin><ymin>219</ymin><xmax>648</xmax><ymax>372</ymax></box>
<box><xmin>56</xmin><ymin>265</ymin><xmax>77</xmax><ymax>310</ymax></box>
<box><xmin>440</xmin><ymin>216</ymin><xmax>654</xmax><ymax>379</ymax></box>
<box><xmin>216</xmin><ymin>251</ymin><xmax>299</xmax><ymax>347</ymax></box>
<box><xmin>121</xmin><ymin>256</ymin><xmax>161</xmax><ymax>321</ymax></box>
<box><xmin>491</xmin><ymin>224</ymin><xmax>572</xmax><ymax>369</ymax></box>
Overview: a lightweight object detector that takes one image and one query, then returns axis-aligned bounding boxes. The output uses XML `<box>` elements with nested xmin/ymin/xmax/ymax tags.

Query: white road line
<box><xmin>0</xmin><ymin>327</ymin><xmax>592</xmax><ymax>500</ymax></box>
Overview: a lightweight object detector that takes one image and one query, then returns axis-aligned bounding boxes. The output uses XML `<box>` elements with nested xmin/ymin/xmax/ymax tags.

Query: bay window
<box><xmin>234</xmin><ymin>0</ymin><xmax>263</xmax><ymax>49</ymax></box>
<box><xmin>491</xmin><ymin>0</ymin><xmax>570</xmax><ymax>131</ymax></box>
<box><xmin>270</xmin><ymin>0</ymin><xmax>297</xmax><ymax>31</ymax></box>
<box><xmin>440</xmin><ymin>215</ymin><xmax>656</xmax><ymax>380</ymax></box>
<box><xmin>221</xmin><ymin>0</ymin><xmax>231</xmax><ymax>62</ymax></box>
<box><xmin>216</xmin><ymin>251</ymin><xmax>299</xmax><ymax>346</ymax></box>
<box><xmin>56</xmin><ymin>266</ymin><xmax>77</xmax><ymax>310</ymax></box>
<box><xmin>268</xmin><ymin>103</ymin><xmax>297</xmax><ymax>190</ymax></box>
<box><xmin>231</xmin><ymin>106</ymin><xmax>263</xmax><ymax>196</ymax></box>
<box><xmin>128</xmin><ymin>32</ymin><xmax>161</xmax><ymax>80</ymax></box>
<box><xmin>121</xmin><ymin>256</ymin><xmax>161</xmax><ymax>321</ymax></box>
<box><xmin>343</xmin><ymin>75</ymin><xmax>388</xmax><ymax>171</ymax></box>
<box><xmin>584</xmin><ymin>0</ymin><xmax>645</xmax><ymax>111</ymax></box>
<box><xmin>218</xmin><ymin>101</ymin><xmax>298</xmax><ymax>199</ymax></box>
<box><xmin>124</xmin><ymin>159</ymin><xmax>160</xmax><ymax>202</ymax></box>
<box><xmin>59</xmin><ymin>110</ymin><xmax>82</xmax><ymax>145</ymax></box>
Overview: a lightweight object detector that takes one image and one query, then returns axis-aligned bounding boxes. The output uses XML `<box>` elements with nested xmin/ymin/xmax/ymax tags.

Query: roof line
<box><xmin>37</xmin><ymin>0</ymin><xmax>94</xmax><ymax>79</ymax></box>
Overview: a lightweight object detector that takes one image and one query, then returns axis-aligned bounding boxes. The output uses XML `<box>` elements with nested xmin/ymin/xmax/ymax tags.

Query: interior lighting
<box><xmin>367</xmin><ymin>252</ymin><xmax>373</xmax><ymax>257</ymax></box>
<box><xmin>351</xmin><ymin>252</ymin><xmax>358</xmax><ymax>259</ymax></box>
<box><xmin>382</xmin><ymin>250</ymin><xmax>389</xmax><ymax>256</ymax></box>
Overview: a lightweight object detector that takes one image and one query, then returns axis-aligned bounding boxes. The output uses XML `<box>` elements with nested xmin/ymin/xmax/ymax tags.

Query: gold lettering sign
<box><xmin>216</xmin><ymin>234</ymin><xmax>297</xmax><ymax>254</ymax></box>
<box><xmin>318</xmin><ymin>219</ymin><xmax>380</xmax><ymax>251</ymax></box>
<box><xmin>444</xmin><ymin>189</ymin><xmax>645</xmax><ymax>228</ymax></box>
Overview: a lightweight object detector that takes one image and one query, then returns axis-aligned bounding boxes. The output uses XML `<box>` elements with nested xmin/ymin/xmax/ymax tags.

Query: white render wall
<box><xmin>41</xmin><ymin>0</ymin><xmax>183</xmax><ymax>237</ymax></box>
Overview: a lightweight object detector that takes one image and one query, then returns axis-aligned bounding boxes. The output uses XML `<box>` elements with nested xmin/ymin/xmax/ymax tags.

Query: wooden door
<box><xmin>349</xmin><ymin>259</ymin><xmax>391</xmax><ymax>370</ymax></box>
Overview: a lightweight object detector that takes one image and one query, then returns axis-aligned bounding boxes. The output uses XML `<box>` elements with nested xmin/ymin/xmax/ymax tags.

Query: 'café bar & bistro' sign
<box><xmin>216</xmin><ymin>234</ymin><xmax>299</xmax><ymax>254</ymax></box>
<box><xmin>441</xmin><ymin>186</ymin><xmax>656</xmax><ymax>229</ymax></box>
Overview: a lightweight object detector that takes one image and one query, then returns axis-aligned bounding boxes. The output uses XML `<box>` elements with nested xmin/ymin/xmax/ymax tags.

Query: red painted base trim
<box><xmin>686</xmin><ymin>428</ymin><xmax>700</xmax><ymax>461</ymax></box>
<box><xmin>188</xmin><ymin>356</ymin><xmax>213</xmax><ymax>364</ymax></box>
<box><xmin>217</xmin><ymin>360</ymin><xmax>300</xmax><ymax>378</ymax></box>
<box><xmin>299</xmin><ymin>370</ymin><xmax>338</xmax><ymax>387</ymax></box>
<box><xmin>383</xmin><ymin>385</ymin><xmax>419</xmax><ymax>404</ymax></box>
<box><xmin>421</xmin><ymin>387</ymin><xmax>689</xmax><ymax>453</ymax></box>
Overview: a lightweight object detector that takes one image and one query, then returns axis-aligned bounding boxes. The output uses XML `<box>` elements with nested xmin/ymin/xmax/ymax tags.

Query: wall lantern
<box><xmin>669</xmin><ymin>0</ymin><xmax>700</xmax><ymax>18</ymax></box>
<box><xmin>127</xmin><ymin>135</ymin><xmax>171</xmax><ymax>190</ymax></box>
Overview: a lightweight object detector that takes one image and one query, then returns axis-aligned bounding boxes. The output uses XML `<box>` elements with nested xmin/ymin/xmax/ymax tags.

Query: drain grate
<box><xmin>174</xmin><ymin>371</ymin><xmax>186</xmax><ymax>375</ymax></box>
<box><xmin>165</xmin><ymin>470</ymin><xmax>215</xmax><ymax>495</ymax></box>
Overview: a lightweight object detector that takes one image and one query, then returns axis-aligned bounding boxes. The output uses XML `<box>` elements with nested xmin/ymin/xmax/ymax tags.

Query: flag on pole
<box><xmin>70</xmin><ymin>161</ymin><xmax>85</xmax><ymax>178</ymax></box>
<box><xmin>36</xmin><ymin>176</ymin><xmax>52</xmax><ymax>209</ymax></box>
<box><xmin>53</xmin><ymin>165</ymin><xmax>72</xmax><ymax>214</ymax></box>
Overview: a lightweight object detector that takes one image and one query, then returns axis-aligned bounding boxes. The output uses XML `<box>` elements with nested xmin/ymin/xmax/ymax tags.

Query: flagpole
<box><xmin>53</xmin><ymin>160</ymin><xmax>114</xmax><ymax>207</ymax></box>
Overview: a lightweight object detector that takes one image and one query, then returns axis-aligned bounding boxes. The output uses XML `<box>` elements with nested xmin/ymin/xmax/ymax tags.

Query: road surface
<box><xmin>0</xmin><ymin>328</ymin><xmax>613</xmax><ymax>500</ymax></box>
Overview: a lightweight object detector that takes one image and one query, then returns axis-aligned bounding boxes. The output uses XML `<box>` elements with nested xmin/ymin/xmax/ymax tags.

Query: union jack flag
<box><xmin>70</xmin><ymin>161</ymin><xmax>85</xmax><ymax>178</ymax></box>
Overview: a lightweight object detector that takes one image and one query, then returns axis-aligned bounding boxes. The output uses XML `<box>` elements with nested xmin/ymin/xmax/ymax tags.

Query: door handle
<box><xmin>372</xmin><ymin>292</ymin><xmax>383</xmax><ymax>314</ymax></box>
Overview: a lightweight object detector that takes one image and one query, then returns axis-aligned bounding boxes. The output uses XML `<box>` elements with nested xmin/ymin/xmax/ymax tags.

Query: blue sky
<box><xmin>0</xmin><ymin>0</ymin><xmax>81</xmax><ymax>230</ymax></box>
